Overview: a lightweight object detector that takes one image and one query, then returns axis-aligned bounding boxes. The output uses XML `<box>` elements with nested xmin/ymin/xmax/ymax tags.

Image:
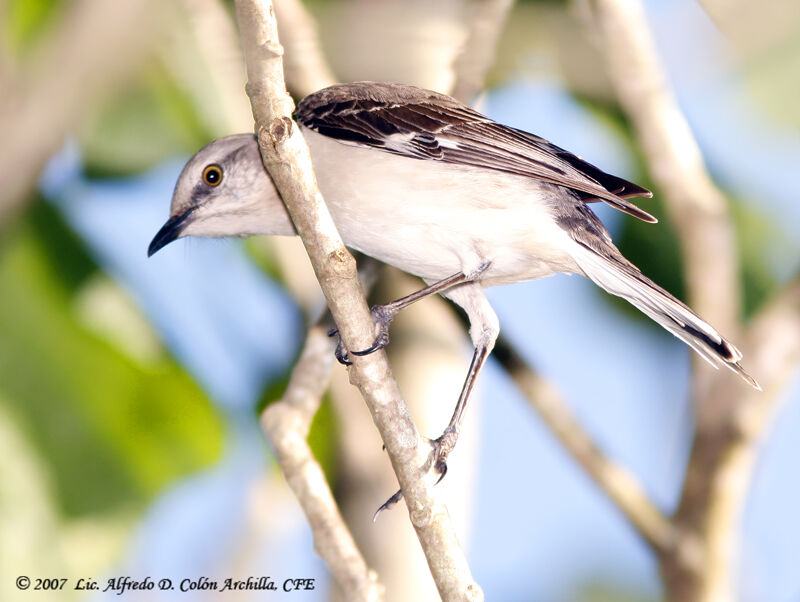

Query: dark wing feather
<box><xmin>295</xmin><ymin>82</ymin><xmax>656</xmax><ymax>223</ymax></box>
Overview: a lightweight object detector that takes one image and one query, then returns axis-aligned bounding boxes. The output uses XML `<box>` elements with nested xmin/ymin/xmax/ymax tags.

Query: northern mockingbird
<box><xmin>150</xmin><ymin>82</ymin><xmax>759</xmax><ymax>498</ymax></box>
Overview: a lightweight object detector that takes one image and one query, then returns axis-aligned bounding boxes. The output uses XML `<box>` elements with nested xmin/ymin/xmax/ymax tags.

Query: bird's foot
<box><xmin>373</xmin><ymin>429</ymin><xmax>458</xmax><ymax>520</ymax></box>
<box><xmin>430</xmin><ymin>428</ymin><xmax>457</xmax><ymax>484</ymax></box>
<box><xmin>328</xmin><ymin>304</ymin><xmax>399</xmax><ymax>365</ymax></box>
<box><xmin>350</xmin><ymin>304</ymin><xmax>397</xmax><ymax>356</ymax></box>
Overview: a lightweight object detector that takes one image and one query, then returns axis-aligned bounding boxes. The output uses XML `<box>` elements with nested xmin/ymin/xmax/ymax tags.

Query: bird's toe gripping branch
<box><xmin>431</xmin><ymin>428</ymin><xmax>458</xmax><ymax>483</ymax></box>
<box><xmin>328</xmin><ymin>304</ymin><xmax>399</xmax><ymax>365</ymax></box>
<box><xmin>327</xmin><ymin>327</ymin><xmax>353</xmax><ymax>365</ymax></box>
<box><xmin>372</xmin><ymin>431</ymin><xmax>457</xmax><ymax>519</ymax></box>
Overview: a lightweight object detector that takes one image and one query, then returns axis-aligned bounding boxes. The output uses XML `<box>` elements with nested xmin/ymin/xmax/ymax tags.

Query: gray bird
<box><xmin>150</xmin><ymin>82</ymin><xmax>759</xmax><ymax>494</ymax></box>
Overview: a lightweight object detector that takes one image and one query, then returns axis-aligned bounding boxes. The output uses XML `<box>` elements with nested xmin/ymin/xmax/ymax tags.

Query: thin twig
<box><xmin>261</xmin><ymin>326</ymin><xmax>384</xmax><ymax>601</ymax></box>
<box><xmin>492</xmin><ymin>337</ymin><xmax>679</xmax><ymax>554</ymax></box>
<box><xmin>450</xmin><ymin>0</ymin><xmax>515</xmax><ymax>103</ymax></box>
<box><xmin>232</xmin><ymin>2</ymin><xmax>482</xmax><ymax>599</ymax></box>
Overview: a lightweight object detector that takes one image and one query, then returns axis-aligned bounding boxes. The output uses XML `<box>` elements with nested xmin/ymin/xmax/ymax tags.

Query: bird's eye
<box><xmin>202</xmin><ymin>164</ymin><xmax>223</xmax><ymax>187</ymax></box>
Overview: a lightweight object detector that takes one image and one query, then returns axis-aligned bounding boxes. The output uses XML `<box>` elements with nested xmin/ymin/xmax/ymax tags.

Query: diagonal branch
<box><xmin>232</xmin><ymin>2</ymin><xmax>482</xmax><ymax>599</ymax></box>
<box><xmin>261</xmin><ymin>326</ymin><xmax>384</xmax><ymax>600</ymax></box>
<box><xmin>492</xmin><ymin>337</ymin><xmax>678</xmax><ymax>554</ymax></box>
<box><xmin>589</xmin><ymin>0</ymin><xmax>740</xmax><ymax>348</ymax></box>
<box><xmin>450</xmin><ymin>0</ymin><xmax>515</xmax><ymax>103</ymax></box>
<box><xmin>274</xmin><ymin>0</ymin><xmax>337</xmax><ymax>97</ymax></box>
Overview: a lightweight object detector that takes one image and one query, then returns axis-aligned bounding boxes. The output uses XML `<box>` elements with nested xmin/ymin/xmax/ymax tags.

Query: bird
<box><xmin>150</xmin><ymin>81</ymin><xmax>760</xmax><ymax>501</ymax></box>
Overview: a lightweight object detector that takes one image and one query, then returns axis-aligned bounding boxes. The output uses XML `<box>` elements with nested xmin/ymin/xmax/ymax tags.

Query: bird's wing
<box><xmin>295</xmin><ymin>82</ymin><xmax>656</xmax><ymax>223</ymax></box>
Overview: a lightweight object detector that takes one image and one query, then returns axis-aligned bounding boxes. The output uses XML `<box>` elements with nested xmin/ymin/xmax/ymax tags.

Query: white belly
<box><xmin>303</xmin><ymin>127</ymin><xmax>580</xmax><ymax>285</ymax></box>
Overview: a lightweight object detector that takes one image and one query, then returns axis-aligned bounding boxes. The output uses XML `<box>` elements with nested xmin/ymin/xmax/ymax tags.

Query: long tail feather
<box><xmin>571</xmin><ymin>242</ymin><xmax>760</xmax><ymax>390</ymax></box>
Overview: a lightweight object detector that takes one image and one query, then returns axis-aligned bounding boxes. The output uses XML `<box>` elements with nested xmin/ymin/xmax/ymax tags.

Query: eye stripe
<box><xmin>202</xmin><ymin>164</ymin><xmax>223</xmax><ymax>186</ymax></box>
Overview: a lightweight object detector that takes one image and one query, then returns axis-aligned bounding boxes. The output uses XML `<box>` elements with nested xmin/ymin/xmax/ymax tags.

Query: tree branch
<box><xmin>261</xmin><ymin>326</ymin><xmax>384</xmax><ymax>600</ymax></box>
<box><xmin>450</xmin><ymin>0</ymin><xmax>515</xmax><ymax>103</ymax></box>
<box><xmin>670</xmin><ymin>276</ymin><xmax>800</xmax><ymax>602</ymax></box>
<box><xmin>274</xmin><ymin>0</ymin><xmax>337</xmax><ymax>97</ymax></box>
<box><xmin>492</xmin><ymin>337</ymin><xmax>678</xmax><ymax>553</ymax></box>
<box><xmin>589</xmin><ymin>0</ymin><xmax>740</xmax><ymax>350</ymax></box>
<box><xmin>232</xmin><ymin>2</ymin><xmax>482</xmax><ymax>599</ymax></box>
<box><xmin>586</xmin><ymin>1</ymin><xmax>796</xmax><ymax>600</ymax></box>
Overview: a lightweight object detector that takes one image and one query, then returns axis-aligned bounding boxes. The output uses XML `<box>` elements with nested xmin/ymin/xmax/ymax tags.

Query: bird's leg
<box><xmin>374</xmin><ymin>342</ymin><xmax>490</xmax><ymax>518</ymax></box>
<box><xmin>374</xmin><ymin>282</ymin><xmax>499</xmax><ymax>517</ymax></box>
<box><xmin>350</xmin><ymin>272</ymin><xmax>470</xmax><ymax>356</ymax></box>
<box><xmin>330</xmin><ymin>262</ymin><xmax>490</xmax><ymax>364</ymax></box>
<box><xmin>430</xmin><ymin>343</ymin><xmax>490</xmax><ymax>479</ymax></box>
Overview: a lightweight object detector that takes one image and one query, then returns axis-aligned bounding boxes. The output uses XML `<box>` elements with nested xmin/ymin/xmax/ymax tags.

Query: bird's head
<box><xmin>148</xmin><ymin>134</ymin><xmax>295</xmax><ymax>256</ymax></box>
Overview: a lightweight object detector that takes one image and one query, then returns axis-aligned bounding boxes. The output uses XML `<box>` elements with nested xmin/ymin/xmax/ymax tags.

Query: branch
<box><xmin>671</xmin><ymin>276</ymin><xmax>800</xmax><ymax>602</ymax></box>
<box><xmin>741</xmin><ymin>276</ymin><xmax>800</xmax><ymax>399</ymax></box>
<box><xmin>262</xmin><ymin>259</ymin><xmax>383</xmax><ymax>598</ymax></box>
<box><xmin>165</xmin><ymin>0</ymin><xmax>254</xmax><ymax>135</ymax></box>
<box><xmin>589</xmin><ymin>0</ymin><xmax>740</xmax><ymax>346</ymax></box>
<box><xmin>331</xmin><ymin>269</ymin><xmax>483</xmax><ymax>601</ymax></box>
<box><xmin>450</xmin><ymin>0</ymin><xmax>515</xmax><ymax>103</ymax></box>
<box><xmin>492</xmin><ymin>337</ymin><xmax>677</xmax><ymax>554</ymax></box>
<box><xmin>587</xmin><ymin>1</ymin><xmax>795</xmax><ymax>600</ymax></box>
<box><xmin>232</xmin><ymin>2</ymin><xmax>482</xmax><ymax>599</ymax></box>
<box><xmin>170</xmin><ymin>2</ymin><xmax>382</xmax><ymax>592</ymax></box>
<box><xmin>274</xmin><ymin>0</ymin><xmax>337</xmax><ymax>97</ymax></box>
<box><xmin>261</xmin><ymin>326</ymin><xmax>384</xmax><ymax>600</ymax></box>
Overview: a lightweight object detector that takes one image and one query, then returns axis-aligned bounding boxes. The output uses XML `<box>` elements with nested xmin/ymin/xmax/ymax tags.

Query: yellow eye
<box><xmin>202</xmin><ymin>164</ymin><xmax>223</xmax><ymax>187</ymax></box>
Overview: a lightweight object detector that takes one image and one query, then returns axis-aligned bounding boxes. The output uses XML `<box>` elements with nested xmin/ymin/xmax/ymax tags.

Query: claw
<box><xmin>350</xmin><ymin>334</ymin><xmax>390</xmax><ymax>356</ymax></box>
<box><xmin>434</xmin><ymin>462</ymin><xmax>448</xmax><ymax>484</ymax></box>
<box><xmin>430</xmin><ymin>431</ymin><xmax>455</xmax><ymax>483</ymax></box>
<box><xmin>373</xmin><ymin>489</ymin><xmax>404</xmax><ymax>521</ymax></box>
<box><xmin>328</xmin><ymin>327</ymin><xmax>352</xmax><ymax>365</ymax></box>
<box><xmin>372</xmin><ymin>435</ymin><xmax>454</xmax><ymax>517</ymax></box>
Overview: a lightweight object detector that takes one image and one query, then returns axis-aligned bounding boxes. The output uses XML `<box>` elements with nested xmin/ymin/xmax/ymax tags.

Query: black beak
<box><xmin>148</xmin><ymin>211</ymin><xmax>192</xmax><ymax>257</ymax></box>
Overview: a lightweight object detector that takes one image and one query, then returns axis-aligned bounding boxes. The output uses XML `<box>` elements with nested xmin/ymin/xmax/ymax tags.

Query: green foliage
<box><xmin>731</xmin><ymin>199</ymin><xmax>782</xmax><ymax>318</ymax></box>
<box><xmin>0</xmin><ymin>202</ymin><xmax>224</xmax><ymax>517</ymax></box>
<box><xmin>615</xmin><ymin>197</ymin><xmax>685</xmax><ymax>302</ymax></box>
<box><xmin>80</xmin><ymin>63</ymin><xmax>210</xmax><ymax>179</ymax></box>
<box><xmin>245</xmin><ymin>238</ymin><xmax>287</xmax><ymax>284</ymax></box>
<box><xmin>307</xmin><ymin>394</ymin><xmax>338</xmax><ymax>485</ymax></box>
<box><xmin>3</xmin><ymin>0</ymin><xmax>64</xmax><ymax>53</ymax></box>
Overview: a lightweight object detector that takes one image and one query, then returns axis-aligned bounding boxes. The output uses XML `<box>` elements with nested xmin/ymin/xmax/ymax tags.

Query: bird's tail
<box><xmin>570</xmin><ymin>241</ymin><xmax>760</xmax><ymax>390</ymax></box>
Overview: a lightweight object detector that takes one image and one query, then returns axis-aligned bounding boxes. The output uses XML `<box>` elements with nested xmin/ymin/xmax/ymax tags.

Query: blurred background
<box><xmin>1</xmin><ymin>0</ymin><xmax>799</xmax><ymax>600</ymax></box>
